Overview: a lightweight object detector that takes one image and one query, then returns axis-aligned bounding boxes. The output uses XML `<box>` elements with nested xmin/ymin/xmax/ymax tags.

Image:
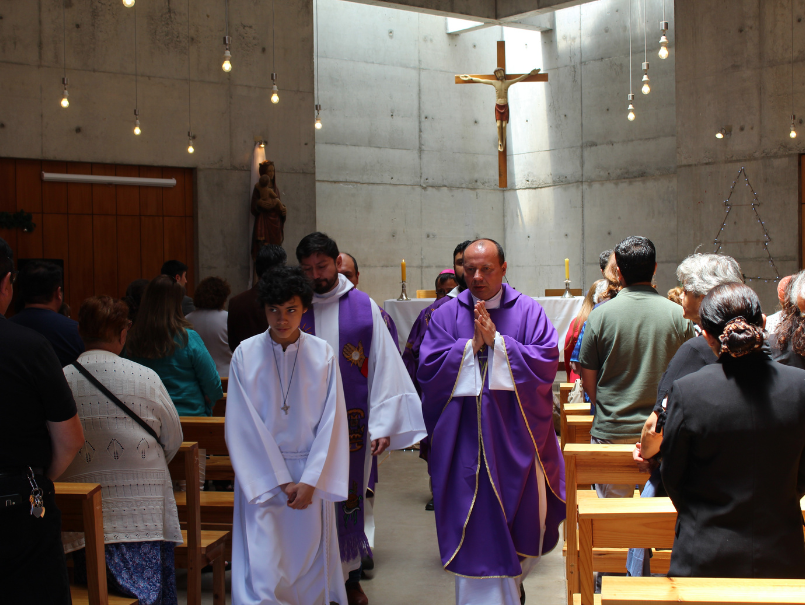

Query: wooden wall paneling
<box><xmin>15</xmin><ymin>159</ymin><xmax>42</xmax><ymax>213</ymax></box>
<box><xmin>117</xmin><ymin>216</ymin><xmax>141</xmax><ymax>297</ymax></box>
<box><xmin>93</xmin><ymin>215</ymin><xmax>118</xmax><ymax>297</ymax></box>
<box><xmin>185</xmin><ymin>216</ymin><xmax>195</xmax><ymax>295</ymax></box>
<box><xmin>116</xmin><ymin>165</ymin><xmax>140</xmax><ymax>215</ymax></box>
<box><xmin>184</xmin><ymin>169</ymin><xmax>194</xmax><ymax>217</ymax></box>
<box><xmin>163</xmin><ymin>216</ymin><xmax>187</xmax><ymax>272</ymax></box>
<box><xmin>67</xmin><ymin>163</ymin><xmax>92</xmax><ymax>214</ymax></box>
<box><xmin>91</xmin><ymin>164</ymin><xmax>116</xmax><ymax>215</ymax></box>
<box><xmin>141</xmin><ymin>216</ymin><xmax>164</xmax><ymax>279</ymax></box>
<box><xmin>140</xmin><ymin>167</ymin><xmax>163</xmax><ymax>216</ymax></box>
<box><xmin>42</xmin><ymin>214</ymin><xmax>70</xmax><ymax>301</ymax></box>
<box><xmin>41</xmin><ymin>161</ymin><xmax>68</xmax><ymax>214</ymax></box>
<box><xmin>0</xmin><ymin>158</ymin><xmax>17</xmax><ymax>251</ymax></box>
<box><xmin>68</xmin><ymin>214</ymin><xmax>94</xmax><ymax>313</ymax></box>
<box><xmin>16</xmin><ymin>213</ymin><xmax>43</xmax><ymax>259</ymax></box>
<box><xmin>162</xmin><ymin>168</ymin><xmax>185</xmax><ymax>216</ymax></box>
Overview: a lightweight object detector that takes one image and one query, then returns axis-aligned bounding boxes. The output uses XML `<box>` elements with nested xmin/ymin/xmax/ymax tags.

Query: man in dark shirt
<box><xmin>227</xmin><ymin>244</ymin><xmax>287</xmax><ymax>351</ymax></box>
<box><xmin>10</xmin><ymin>260</ymin><xmax>85</xmax><ymax>366</ymax></box>
<box><xmin>0</xmin><ymin>238</ymin><xmax>84</xmax><ymax>604</ymax></box>
<box><xmin>161</xmin><ymin>259</ymin><xmax>196</xmax><ymax>316</ymax></box>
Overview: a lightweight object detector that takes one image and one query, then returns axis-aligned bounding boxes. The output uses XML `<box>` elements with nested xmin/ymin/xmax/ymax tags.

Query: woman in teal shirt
<box><xmin>125</xmin><ymin>275</ymin><xmax>223</xmax><ymax>416</ymax></box>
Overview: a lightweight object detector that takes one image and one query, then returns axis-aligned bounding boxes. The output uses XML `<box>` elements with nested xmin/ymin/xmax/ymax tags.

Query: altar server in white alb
<box><xmin>296</xmin><ymin>232</ymin><xmax>427</xmax><ymax>605</ymax></box>
<box><xmin>226</xmin><ymin>265</ymin><xmax>349</xmax><ymax>605</ymax></box>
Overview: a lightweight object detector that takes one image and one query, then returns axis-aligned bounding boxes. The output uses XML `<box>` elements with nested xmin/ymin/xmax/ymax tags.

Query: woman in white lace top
<box><xmin>60</xmin><ymin>296</ymin><xmax>183</xmax><ymax>605</ymax></box>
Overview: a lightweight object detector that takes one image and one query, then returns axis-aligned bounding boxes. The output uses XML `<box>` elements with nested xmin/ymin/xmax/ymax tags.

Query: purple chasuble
<box><xmin>417</xmin><ymin>285</ymin><xmax>566</xmax><ymax>577</ymax></box>
<box><xmin>368</xmin><ymin>308</ymin><xmax>398</xmax><ymax>493</ymax></box>
<box><xmin>301</xmin><ymin>289</ymin><xmax>375</xmax><ymax>561</ymax></box>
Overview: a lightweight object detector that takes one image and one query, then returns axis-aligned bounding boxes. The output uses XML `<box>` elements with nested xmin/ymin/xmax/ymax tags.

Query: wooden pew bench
<box><xmin>601</xmin><ymin>576</ymin><xmax>805</xmax><ymax>605</ymax></box>
<box><xmin>562</xmin><ymin>414</ymin><xmax>593</xmax><ymax>449</ymax></box>
<box><xmin>55</xmin><ymin>482</ymin><xmax>138</xmax><ymax>605</ymax></box>
<box><xmin>559</xmin><ymin>382</ymin><xmax>574</xmax><ymax>404</ymax></box>
<box><xmin>180</xmin><ymin>416</ymin><xmax>232</xmax><ymax>481</ymax></box>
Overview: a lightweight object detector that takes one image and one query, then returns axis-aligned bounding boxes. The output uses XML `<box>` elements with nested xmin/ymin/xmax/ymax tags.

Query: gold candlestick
<box><xmin>397</xmin><ymin>281</ymin><xmax>410</xmax><ymax>301</ymax></box>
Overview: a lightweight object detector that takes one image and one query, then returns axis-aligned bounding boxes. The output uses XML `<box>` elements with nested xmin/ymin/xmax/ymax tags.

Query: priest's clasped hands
<box><xmin>281</xmin><ymin>482</ymin><xmax>315</xmax><ymax>510</ymax></box>
<box><xmin>472</xmin><ymin>300</ymin><xmax>497</xmax><ymax>354</ymax></box>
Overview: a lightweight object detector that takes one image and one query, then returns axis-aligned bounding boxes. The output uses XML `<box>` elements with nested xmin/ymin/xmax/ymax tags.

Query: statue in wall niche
<box><xmin>459</xmin><ymin>67</ymin><xmax>541</xmax><ymax>152</ymax></box>
<box><xmin>251</xmin><ymin>160</ymin><xmax>286</xmax><ymax>260</ymax></box>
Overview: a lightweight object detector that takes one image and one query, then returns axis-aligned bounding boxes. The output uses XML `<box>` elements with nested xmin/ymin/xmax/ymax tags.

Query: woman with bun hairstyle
<box><xmin>661</xmin><ymin>283</ymin><xmax>805</xmax><ymax>579</ymax></box>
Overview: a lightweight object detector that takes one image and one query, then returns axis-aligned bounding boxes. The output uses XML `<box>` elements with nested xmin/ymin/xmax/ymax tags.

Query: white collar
<box><xmin>313</xmin><ymin>273</ymin><xmax>354</xmax><ymax>304</ymax></box>
<box><xmin>268</xmin><ymin>329</ymin><xmax>303</xmax><ymax>352</ymax></box>
<box><xmin>447</xmin><ymin>286</ymin><xmax>460</xmax><ymax>298</ymax></box>
<box><xmin>471</xmin><ymin>286</ymin><xmax>503</xmax><ymax>310</ymax></box>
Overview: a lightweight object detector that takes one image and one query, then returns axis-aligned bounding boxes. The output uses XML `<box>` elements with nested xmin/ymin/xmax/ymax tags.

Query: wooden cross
<box><xmin>455</xmin><ymin>41</ymin><xmax>548</xmax><ymax>188</ymax></box>
<box><xmin>281</xmin><ymin>403</ymin><xmax>290</xmax><ymax>415</ymax></box>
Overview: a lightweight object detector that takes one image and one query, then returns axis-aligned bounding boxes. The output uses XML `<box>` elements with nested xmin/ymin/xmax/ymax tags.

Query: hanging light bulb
<box><xmin>658</xmin><ymin>21</ymin><xmax>669</xmax><ymax>60</ymax></box>
<box><xmin>187</xmin><ymin>132</ymin><xmax>195</xmax><ymax>154</ymax></box>
<box><xmin>627</xmin><ymin>93</ymin><xmax>635</xmax><ymax>121</ymax></box>
<box><xmin>222</xmin><ymin>36</ymin><xmax>232</xmax><ymax>72</ymax></box>
<box><xmin>791</xmin><ymin>115</ymin><xmax>798</xmax><ymax>139</ymax></box>
<box><xmin>122</xmin><ymin>0</ymin><xmax>135</xmax><ymax>7</ymax></box>
<box><xmin>271</xmin><ymin>73</ymin><xmax>279</xmax><ymax>104</ymax></box>
<box><xmin>641</xmin><ymin>62</ymin><xmax>651</xmax><ymax>95</ymax></box>
<box><xmin>315</xmin><ymin>104</ymin><xmax>322</xmax><ymax>129</ymax></box>
<box><xmin>133</xmin><ymin>109</ymin><xmax>141</xmax><ymax>135</ymax></box>
<box><xmin>259</xmin><ymin>140</ymin><xmax>266</xmax><ymax>148</ymax></box>
<box><xmin>60</xmin><ymin>77</ymin><xmax>70</xmax><ymax>108</ymax></box>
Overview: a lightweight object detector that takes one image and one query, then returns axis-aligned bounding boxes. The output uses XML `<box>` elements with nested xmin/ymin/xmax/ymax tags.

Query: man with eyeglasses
<box><xmin>0</xmin><ymin>237</ymin><xmax>84</xmax><ymax>604</ymax></box>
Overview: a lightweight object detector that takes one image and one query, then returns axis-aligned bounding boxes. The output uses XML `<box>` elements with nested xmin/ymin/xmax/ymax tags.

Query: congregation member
<box><xmin>419</xmin><ymin>239</ymin><xmax>565</xmax><ymax>605</ymax></box>
<box><xmin>125</xmin><ymin>275</ymin><xmax>223</xmax><ymax>416</ymax></box>
<box><xmin>667</xmin><ymin>286</ymin><xmax>684</xmax><ymax>305</ymax></box>
<box><xmin>161</xmin><ymin>260</ymin><xmax>195</xmax><ymax>316</ymax></box>
<box><xmin>661</xmin><ymin>283</ymin><xmax>805</xmax><ymax>578</ymax></box>
<box><xmin>771</xmin><ymin>270</ymin><xmax>805</xmax><ymax>369</ymax></box>
<box><xmin>61</xmin><ymin>296</ymin><xmax>183</xmax><ymax>605</ymax></box>
<box><xmin>187</xmin><ymin>276</ymin><xmax>232</xmax><ymax>378</ymax></box>
<box><xmin>434</xmin><ymin>270</ymin><xmax>457</xmax><ymax>299</ymax></box>
<box><xmin>10</xmin><ymin>260</ymin><xmax>84</xmax><ymax>366</ymax></box>
<box><xmin>0</xmin><ymin>238</ymin><xmax>84</xmax><ymax>604</ymax></box>
<box><xmin>765</xmin><ymin>274</ymin><xmax>793</xmax><ymax>336</ymax></box>
<box><xmin>297</xmin><ymin>232</ymin><xmax>426</xmax><ymax>605</ymax></box>
<box><xmin>564</xmin><ymin>281</ymin><xmax>599</xmax><ymax>383</ymax></box>
<box><xmin>226</xmin><ymin>266</ymin><xmax>349</xmax><ymax>605</ymax></box>
<box><xmin>124</xmin><ymin>278</ymin><xmax>150</xmax><ymax>323</ymax></box>
<box><xmin>579</xmin><ymin>236</ymin><xmax>694</xmax><ymax>498</ymax></box>
<box><xmin>228</xmin><ymin>244</ymin><xmax>286</xmax><ymax>352</ymax></box>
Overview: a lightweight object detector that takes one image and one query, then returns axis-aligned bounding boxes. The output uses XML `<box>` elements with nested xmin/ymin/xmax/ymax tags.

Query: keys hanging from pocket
<box><xmin>26</xmin><ymin>468</ymin><xmax>46</xmax><ymax>519</ymax></box>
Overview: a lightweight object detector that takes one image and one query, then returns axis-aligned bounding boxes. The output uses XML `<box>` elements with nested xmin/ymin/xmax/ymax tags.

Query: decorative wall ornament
<box><xmin>0</xmin><ymin>211</ymin><xmax>36</xmax><ymax>233</ymax></box>
<box><xmin>712</xmin><ymin>167</ymin><xmax>781</xmax><ymax>284</ymax></box>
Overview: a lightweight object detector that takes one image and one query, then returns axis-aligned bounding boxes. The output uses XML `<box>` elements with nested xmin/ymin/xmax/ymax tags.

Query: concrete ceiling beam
<box><xmin>341</xmin><ymin>0</ymin><xmax>598</xmax><ymax>21</ymax></box>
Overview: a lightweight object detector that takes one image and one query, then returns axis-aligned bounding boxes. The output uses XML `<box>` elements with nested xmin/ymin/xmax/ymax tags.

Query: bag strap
<box><xmin>70</xmin><ymin>361</ymin><xmax>160</xmax><ymax>443</ymax></box>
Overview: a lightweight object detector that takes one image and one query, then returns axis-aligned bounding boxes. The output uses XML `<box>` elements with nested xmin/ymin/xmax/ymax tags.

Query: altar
<box><xmin>384</xmin><ymin>296</ymin><xmax>583</xmax><ymax>354</ymax></box>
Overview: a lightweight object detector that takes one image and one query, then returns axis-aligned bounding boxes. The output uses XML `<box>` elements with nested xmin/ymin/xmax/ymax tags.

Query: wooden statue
<box><xmin>251</xmin><ymin>160</ymin><xmax>286</xmax><ymax>260</ymax></box>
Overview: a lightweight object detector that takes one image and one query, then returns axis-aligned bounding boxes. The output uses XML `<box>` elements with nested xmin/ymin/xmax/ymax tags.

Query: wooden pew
<box><xmin>213</xmin><ymin>393</ymin><xmax>226</xmax><ymax>417</ymax></box>
<box><xmin>180</xmin><ymin>417</ymin><xmax>231</xmax><ymax>481</ymax></box>
<box><xmin>562</xmin><ymin>414</ymin><xmax>593</xmax><ymax>449</ymax></box>
<box><xmin>563</xmin><ymin>444</ymin><xmax>652</xmax><ymax>604</ymax></box>
<box><xmin>601</xmin><ymin>576</ymin><xmax>805</xmax><ymax>605</ymax></box>
<box><xmin>559</xmin><ymin>382</ymin><xmax>574</xmax><ymax>404</ymax></box>
<box><xmin>220</xmin><ymin>376</ymin><xmax>228</xmax><ymax>393</ymax></box>
<box><xmin>168</xmin><ymin>442</ymin><xmax>230</xmax><ymax>605</ymax></box>
<box><xmin>55</xmin><ymin>482</ymin><xmax>138</xmax><ymax>605</ymax></box>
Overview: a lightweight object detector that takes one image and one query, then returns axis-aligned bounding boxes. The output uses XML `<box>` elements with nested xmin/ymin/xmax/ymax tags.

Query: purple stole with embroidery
<box><xmin>301</xmin><ymin>288</ymin><xmax>374</xmax><ymax>561</ymax></box>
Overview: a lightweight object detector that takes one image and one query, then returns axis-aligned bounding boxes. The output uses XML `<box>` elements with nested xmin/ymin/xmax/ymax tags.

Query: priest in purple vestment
<box><xmin>418</xmin><ymin>239</ymin><xmax>566</xmax><ymax>605</ymax></box>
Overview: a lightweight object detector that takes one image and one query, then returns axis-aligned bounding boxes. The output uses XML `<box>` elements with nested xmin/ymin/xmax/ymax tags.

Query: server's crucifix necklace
<box><xmin>272</xmin><ymin>335</ymin><xmax>301</xmax><ymax>415</ymax></box>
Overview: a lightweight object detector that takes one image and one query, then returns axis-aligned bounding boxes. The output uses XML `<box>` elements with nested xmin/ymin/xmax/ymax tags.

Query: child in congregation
<box><xmin>225</xmin><ymin>265</ymin><xmax>349</xmax><ymax>605</ymax></box>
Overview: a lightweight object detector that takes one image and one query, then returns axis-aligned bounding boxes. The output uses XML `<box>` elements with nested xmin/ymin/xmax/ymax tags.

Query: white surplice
<box><xmin>226</xmin><ymin>330</ymin><xmax>349</xmax><ymax>605</ymax></box>
<box><xmin>312</xmin><ymin>274</ymin><xmax>427</xmax><ymax>574</ymax></box>
<box><xmin>452</xmin><ymin>288</ymin><xmax>548</xmax><ymax>605</ymax></box>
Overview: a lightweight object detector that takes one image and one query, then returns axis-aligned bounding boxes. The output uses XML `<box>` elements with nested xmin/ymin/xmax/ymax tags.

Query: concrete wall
<box><xmin>0</xmin><ymin>0</ymin><xmax>316</xmax><ymax>293</ymax></box>
<box><xmin>314</xmin><ymin>0</ymin><xmax>518</xmax><ymax>302</ymax></box>
<box><xmin>674</xmin><ymin>0</ymin><xmax>802</xmax><ymax>310</ymax></box>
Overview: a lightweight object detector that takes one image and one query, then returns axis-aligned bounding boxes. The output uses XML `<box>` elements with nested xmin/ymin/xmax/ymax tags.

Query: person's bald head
<box><xmin>338</xmin><ymin>253</ymin><xmax>359</xmax><ymax>287</ymax></box>
<box><xmin>463</xmin><ymin>239</ymin><xmax>507</xmax><ymax>301</ymax></box>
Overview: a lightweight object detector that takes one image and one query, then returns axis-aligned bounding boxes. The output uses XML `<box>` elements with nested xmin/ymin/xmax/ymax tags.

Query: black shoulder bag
<box><xmin>70</xmin><ymin>361</ymin><xmax>160</xmax><ymax>442</ymax></box>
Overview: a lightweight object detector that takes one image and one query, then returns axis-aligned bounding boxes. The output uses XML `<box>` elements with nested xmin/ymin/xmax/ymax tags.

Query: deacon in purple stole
<box><xmin>297</xmin><ymin>232</ymin><xmax>426</xmax><ymax>597</ymax></box>
<box><xmin>418</xmin><ymin>239</ymin><xmax>566</xmax><ymax>605</ymax></box>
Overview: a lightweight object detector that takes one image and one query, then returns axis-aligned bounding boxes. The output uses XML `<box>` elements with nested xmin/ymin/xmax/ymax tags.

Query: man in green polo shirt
<box><xmin>580</xmin><ymin>235</ymin><xmax>694</xmax><ymax>497</ymax></box>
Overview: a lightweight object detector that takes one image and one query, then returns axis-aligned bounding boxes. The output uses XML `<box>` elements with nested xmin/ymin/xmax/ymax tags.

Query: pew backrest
<box><xmin>180</xmin><ymin>417</ymin><xmax>228</xmax><ymax>456</ymax></box>
<box><xmin>601</xmin><ymin>576</ymin><xmax>805</xmax><ymax>605</ymax></box>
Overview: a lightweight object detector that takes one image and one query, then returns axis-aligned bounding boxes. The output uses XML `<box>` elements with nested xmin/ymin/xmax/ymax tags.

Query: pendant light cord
<box><xmin>272</xmin><ymin>0</ymin><xmax>276</xmax><ymax>74</ymax></box>
<box><xmin>134</xmin><ymin>4</ymin><xmax>138</xmax><ymax>111</ymax></box>
<box><xmin>225</xmin><ymin>0</ymin><xmax>229</xmax><ymax>38</ymax></box>
<box><xmin>187</xmin><ymin>0</ymin><xmax>192</xmax><ymax>133</ymax></box>
<box><xmin>62</xmin><ymin>0</ymin><xmax>67</xmax><ymax>79</ymax></box>
<box><xmin>793</xmin><ymin>0</ymin><xmax>796</xmax><ymax>118</ymax></box>
<box><xmin>643</xmin><ymin>0</ymin><xmax>647</xmax><ymax>62</ymax></box>
<box><xmin>315</xmin><ymin>0</ymin><xmax>319</xmax><ymax>104</ymax></box>
<box><xmin>629</xmin><ymin>0</ymin><xmax>633</xmax><ymax>94</ymax></box>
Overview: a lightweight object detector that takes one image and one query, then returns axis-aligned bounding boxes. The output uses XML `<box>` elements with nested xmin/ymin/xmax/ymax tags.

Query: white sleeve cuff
<box><xmin>489</xmin><ymin>332</ymin><xmax>514</xmax><ymax>391</ymax></box>
<box><xmin>453</xmin><ymin>340</ymin><xmax>483</xmax><ymax>397</ymax></box>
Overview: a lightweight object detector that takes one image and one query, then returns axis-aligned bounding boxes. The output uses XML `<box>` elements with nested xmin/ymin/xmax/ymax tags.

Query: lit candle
<box><xmin>565</xmin><ymin>258</ymin><xmax>570</xmax><ymax>281</ymax></box>
<box><xmin>401</xmin><ymin>259</ymin><xmax>406</xmax><ymax>282</ymax></box>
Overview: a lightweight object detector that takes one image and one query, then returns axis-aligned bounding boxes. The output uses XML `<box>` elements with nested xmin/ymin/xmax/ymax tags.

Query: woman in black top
<box><xmin>661</xmin><ymin>283</ymin><xmax>805</xmax><ymax>578</ymax></box>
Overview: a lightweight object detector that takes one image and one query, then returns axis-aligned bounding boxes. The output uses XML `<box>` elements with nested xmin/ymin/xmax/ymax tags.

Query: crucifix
<box><xmin>456</xmin><ymin>41</ymin><xmax>548</xmax><ymax>188</ymax></box>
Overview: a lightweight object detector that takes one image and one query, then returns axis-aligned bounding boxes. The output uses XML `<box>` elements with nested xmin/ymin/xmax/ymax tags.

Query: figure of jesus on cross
<box><xmin>456</xmin><ymin>41</ymin><xmax>548</xmax><ymax>188</ymax></box>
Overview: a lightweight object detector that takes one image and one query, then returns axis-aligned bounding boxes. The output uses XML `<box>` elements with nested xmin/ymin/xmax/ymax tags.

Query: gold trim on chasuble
<box><xmin>501</xmin><ymin>337</ymin><xmax>566</xmax><ymax>504</ymax></box>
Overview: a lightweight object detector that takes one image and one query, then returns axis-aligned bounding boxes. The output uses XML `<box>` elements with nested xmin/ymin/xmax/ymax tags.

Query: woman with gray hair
<box><xmin>627</xmin><ymin>253</ymin><xmax>743</xmax><ymax>576</ymax></box>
